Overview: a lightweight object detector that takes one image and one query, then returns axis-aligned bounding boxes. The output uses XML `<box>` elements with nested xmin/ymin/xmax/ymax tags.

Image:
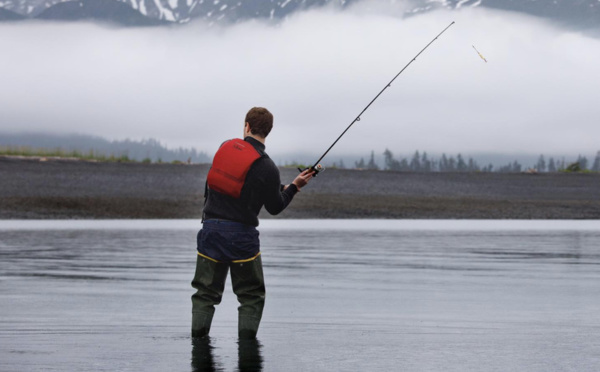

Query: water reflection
<box><xmin>238</xmin><ymin>339</ymin><xmax>263</xmax><ymax>372</ymax></box>
<box><xmin>3</xmin><ymin>221</ymin><xmax>600</xmax><ymax>372</ymax></box>
<box><xmin>191</xmin><ymin>337</ymin><xmax>222</xmax><ymax>372</ymax></box>
<box><xmin>190</xmin><ymin>337</ymin><xmax>263</xmax><ymax>372</ymax></box>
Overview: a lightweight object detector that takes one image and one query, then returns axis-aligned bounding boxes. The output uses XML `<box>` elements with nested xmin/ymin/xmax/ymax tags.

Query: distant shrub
<box><xmin>565</xmin><ymin>162</ymin><xmax>581</xmax><ymax>172</ymax></box>
<box><xmin>283</xmin><ymin>162</ymin><xmax>308</xmax><ymax>169</ymax></box>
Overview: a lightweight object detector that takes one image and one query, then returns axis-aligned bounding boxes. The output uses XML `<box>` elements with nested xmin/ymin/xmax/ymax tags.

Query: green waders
<box><xmin>191</xmin><ymin>254</ymin><xmax>266</xmax><ymax>339</ymax></box>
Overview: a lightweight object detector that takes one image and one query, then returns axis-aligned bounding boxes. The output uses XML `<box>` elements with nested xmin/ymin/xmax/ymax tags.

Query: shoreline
<box><xmin>2</xmin><ymin>219</ymin><xmax>600</xmax><ymax>231</ymax></box>
<box><xmin>2</xmin><ymin>157</ymin><xmax>599</xmax><ymax>219</ymax></box>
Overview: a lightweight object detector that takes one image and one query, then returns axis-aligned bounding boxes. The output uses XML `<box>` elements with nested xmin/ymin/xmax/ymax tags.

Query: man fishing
<box><xmin>191</xmin><ymin>107</ymin><xmax>315</xmax><ymax>339</ymax></box>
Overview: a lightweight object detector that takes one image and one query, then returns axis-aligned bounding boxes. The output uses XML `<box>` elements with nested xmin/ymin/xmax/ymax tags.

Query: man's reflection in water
<box><xmin>191</xmin><ymin>337</ymin><xmax>221</xmax><ymax>372</ymax></box>
<box><xmin>238</xmin><ymin>339</ymin><xmax>263</xmax><ymax>372</ymax></box>
<box><xmin>191</xmin><ymin>337</ymin><xmax>263</xmax><ymax>372</ymax></box>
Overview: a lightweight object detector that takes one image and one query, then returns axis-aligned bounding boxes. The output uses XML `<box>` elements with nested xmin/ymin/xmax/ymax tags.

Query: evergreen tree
<box><xmin>399</xmin><ymin>158</ymin><xmax>410</xmax><ymax>171</ymax></box>
<box><xmin>355</xmin><ymin>158</ymin><xmax>365</xmax><ymax>169</ymax></box>
<box><xmin>421</xmin><ymin>152</ymin><xmax>432</xmax><ymax>172</ymax></box>
<box><xmin>497</xmin><ymin>164</ymin><xmax>509</xmax><ymax>173</ymax></box>
<box><xmin>558</xmin><ymin>158</ymin><xmax>566</xmax><ymax>171</ymax></box>
<box><xmin>383</xmin><ymin>149</ymin><xmax>400</xmax><ymax>171</ymax></box>
<box><xmin>456</xmin><ymin>154</ymin><xmax>467</xmax><ymax>172</ymax></box>
<box><xmin>592</xmin><ymin>151</ymin><xmax>600</xmax><ymax>172</ymax></box>
<box><xmin>467</xmin><ymin>157</ymin><xmax>480</xmax><ymax>172</ymax></box>
<box><xmin>536</xmin><ymin>155</ymin><xmax>546</xmax><ymax>172</ymax></box>
<box><xmin>577</xmin><ymin>155</ymin><xmax>589</xmax><ymax>170</ymax></box>
<box><xmin>367</xmin><ymin>151</ymin><xmax>379</xmax><ymax>170</ymax></box>
<box><xmin>431</xmin><ymin>159</ymin><xmax>438</xmax><ymax>172</ymax></box>
<box><xmin>410</xmin><ymin>151</ymin><xmax>421</xmax><ymax>172</ymax></box>
<box><xmin>513</xmin><ymin>161</ymin><xmax>522</xmax><ymax>172</ymax></box>
<box><xmin>548</xmin><ymin>157</ymin><xmax>556</xmax><ymax>172</ymax></box>
<box><xmin>440</xmin><ymin>154</ymin><xmax>449</xmax><ymax>172</ymax></box>
<box><xmin>498</xmin><ymin>160</ymin><xmax>522</xmax><ymax>173</ymax></box>
<box><xmin>338</xmin><ymin>159</ymin><xmax>346</xmax><ymax>169</ymax></box>
<box><xmin>447</xmin><ymin>156</ymin><xmax>457</xmax><ymax>172</ymax></box>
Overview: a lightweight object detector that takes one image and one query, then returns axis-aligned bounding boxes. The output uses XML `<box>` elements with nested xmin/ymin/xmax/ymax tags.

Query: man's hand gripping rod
<box><xmin>300</xmin><ymin>21</ymin><xmax>455</xmax><ymax>176</ymax></box>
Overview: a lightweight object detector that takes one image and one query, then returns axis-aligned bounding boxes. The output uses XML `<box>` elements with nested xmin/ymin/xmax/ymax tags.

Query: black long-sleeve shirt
<box><xmin>202</xmin><ymin>137</ymin><xmax>298</xmax><ymax>226</ymax></box>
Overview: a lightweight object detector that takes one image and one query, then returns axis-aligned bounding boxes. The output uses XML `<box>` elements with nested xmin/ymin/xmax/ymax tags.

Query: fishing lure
<box><xmin>472</xmin><ymin>45</ymin><xmax>487</xmax><ymax>63</ymax></box>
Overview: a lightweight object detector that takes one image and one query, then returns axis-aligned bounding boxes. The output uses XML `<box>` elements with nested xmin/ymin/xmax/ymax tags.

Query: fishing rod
<box><xmin>303</xmin><ymin>21</ymin><xmax>455</xmax><ymax>175</ymax></box>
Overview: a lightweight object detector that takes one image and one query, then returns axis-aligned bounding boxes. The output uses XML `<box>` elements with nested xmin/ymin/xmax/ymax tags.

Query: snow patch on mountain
<box><xmin>1</xmin><ymin>0</ymin><xmax>599</xmax><ymax>29</ymax></box>
<box><xmin>0</xmin><ymin>0</ymin><xmax>194</xmax><ymax>20</ymax></box>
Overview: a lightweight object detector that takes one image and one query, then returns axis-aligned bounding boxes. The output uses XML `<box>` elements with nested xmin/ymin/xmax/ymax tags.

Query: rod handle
<box><xmin>298</xmin><ymin>164</ymin><xmax>324</xmax><ymax>176</ymax></box>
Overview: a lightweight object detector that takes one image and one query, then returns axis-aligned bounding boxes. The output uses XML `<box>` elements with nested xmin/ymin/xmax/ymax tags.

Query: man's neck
<box><xmin>245</xmin><ymin>133</ymin><xmax>265</xmax><ymax>144</ymax></box>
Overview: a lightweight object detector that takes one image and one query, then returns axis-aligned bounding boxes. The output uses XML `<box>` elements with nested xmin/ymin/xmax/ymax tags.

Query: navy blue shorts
<box><xmin>197</xmin><ymin>220</ymin><xmax>260</xmax><ymax>263</ymax></box>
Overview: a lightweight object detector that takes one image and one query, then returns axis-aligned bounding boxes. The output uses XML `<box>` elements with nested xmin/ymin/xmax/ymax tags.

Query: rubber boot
<box><xmin>191</xmin><ymin>311</ymin><xmax>214</xmax><ymax>338</ymax></box>
<box><xmin>191</xmin><ymin>254</ymin><xmax>228</xmax><ymax>338</ymax></box>
<box><xmin>238</xmin><ymin>315</ymin><xmax>262</xmax><ymax>340</ymax></box>
<box><xmin>231</xmin><ymin>256</ymin><xmax>266</xmax><ymax>340</ymax></box>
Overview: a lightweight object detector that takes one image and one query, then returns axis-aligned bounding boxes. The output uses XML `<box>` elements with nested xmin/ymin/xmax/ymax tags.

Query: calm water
<box><xmin>1</xmin><ymin>220</ymin><xmax>599</xmax><ymax>372</ymax></box>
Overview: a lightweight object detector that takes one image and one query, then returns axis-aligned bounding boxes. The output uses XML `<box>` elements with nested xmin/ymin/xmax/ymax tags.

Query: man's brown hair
<box><xmin>245</xmin><ymin>107</ymin><xmax>273</xmax><ymax>138</ymax></box>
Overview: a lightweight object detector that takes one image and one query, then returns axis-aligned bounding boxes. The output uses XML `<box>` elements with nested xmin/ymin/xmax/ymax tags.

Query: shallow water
<box><xmin>1</xmin><ymin>220</ymin><xmax>600</xmax><ymax>371</ymax></box>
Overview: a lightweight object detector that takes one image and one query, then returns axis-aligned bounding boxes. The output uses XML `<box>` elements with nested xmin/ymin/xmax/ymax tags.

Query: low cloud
<box><xmin>1</xmin><ymin>3</ymin><xmax>599</xmax><ymax>160</ymax></box>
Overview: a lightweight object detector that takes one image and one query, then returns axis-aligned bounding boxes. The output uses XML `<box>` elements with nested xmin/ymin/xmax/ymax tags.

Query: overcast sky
<box><xmin>1</xmin><ymin>2</ymin><xmax>599</xmax><ymax>160</ymax></box>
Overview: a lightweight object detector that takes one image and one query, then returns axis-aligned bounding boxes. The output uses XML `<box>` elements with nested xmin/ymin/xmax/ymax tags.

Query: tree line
<box><xmin>332</xmin><ymin>150</ymin><xmax>600</xmax><ymax>173</ymax></box>
<box><xmin>0</xmin><ymin>133</ymin><xmax>210</xmax><ymax>164</ymax></box>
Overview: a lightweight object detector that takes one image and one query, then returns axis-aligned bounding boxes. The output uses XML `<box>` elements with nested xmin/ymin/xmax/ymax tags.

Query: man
<box><xmin>191</xmin><ymin>107</ymin><xmax>314</xmax><ymax>339</ymax></box>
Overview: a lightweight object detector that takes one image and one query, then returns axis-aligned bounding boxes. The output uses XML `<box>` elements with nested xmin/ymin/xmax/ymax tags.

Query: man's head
<box><xmin>244</xmin><ymin>107</ymin><xmax>273</xmax><ymax>139</ymax></box>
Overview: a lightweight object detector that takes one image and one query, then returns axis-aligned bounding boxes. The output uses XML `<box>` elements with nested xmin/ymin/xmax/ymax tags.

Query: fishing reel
<box><xmin>298</xmin><ymin>164</ymin><xmax>324</xmax><ymax>176</ymax></box>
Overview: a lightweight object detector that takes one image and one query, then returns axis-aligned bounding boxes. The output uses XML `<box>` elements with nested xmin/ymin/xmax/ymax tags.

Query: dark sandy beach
<box><xmin>1</xmin><ymin>156</ymin><xmax>599</xmax><ymax>219</ymax></box>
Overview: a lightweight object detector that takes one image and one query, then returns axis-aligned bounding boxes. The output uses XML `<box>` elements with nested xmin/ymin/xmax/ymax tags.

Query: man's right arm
<box><xmin>291</xmin><ymin>169</ymin><xmax>314</xmax><ymax>189</ymax></box>
<box><xmin>261</xmin><ymin>162</ymin><xmax>314</xmax><ymax>215</ymax></box>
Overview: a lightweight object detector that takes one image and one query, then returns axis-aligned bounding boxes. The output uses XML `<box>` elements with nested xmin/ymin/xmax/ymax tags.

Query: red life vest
<box><xmin>207</xmin><ymin>138</ymin><xmax>262</xmax><ymax>199</ymax></box>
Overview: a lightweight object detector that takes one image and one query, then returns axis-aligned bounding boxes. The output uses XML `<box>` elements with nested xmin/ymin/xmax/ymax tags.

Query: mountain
<box><xmin>184</xmin><ymin>0</ymin><xmax>600</xmax><ymax>29</ymax></box>
<box><xmin>34</xmin><ymin>0</ymin><xmax>167</xmax><ymax>25</ymax></box>
<box><xmin>452</xmin><ymin>0</ymin><xmax>600</xmax><ymax>29</ymax></box>
<box><xmin>1</xmin><ymin>0</ymin><xmax>599</xmax><ymax>29</ymax></box>
<box><xmin>0</xmin><ymin>6</ymin><xmax>26</xmax><ymax>20</ymax></box>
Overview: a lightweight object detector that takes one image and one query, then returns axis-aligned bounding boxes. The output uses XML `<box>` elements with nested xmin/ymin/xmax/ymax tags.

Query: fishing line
<box><xmin>303</xmin><ymin>21</ymin><xmax>456</xmax><ymax>175</ymax></box>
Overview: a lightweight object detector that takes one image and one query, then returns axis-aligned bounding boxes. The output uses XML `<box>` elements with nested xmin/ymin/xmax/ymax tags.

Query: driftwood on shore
<box><xmin>1</xmin><ymin>157</ymin><xmax>599</xmax><ymax>219</ymax></box>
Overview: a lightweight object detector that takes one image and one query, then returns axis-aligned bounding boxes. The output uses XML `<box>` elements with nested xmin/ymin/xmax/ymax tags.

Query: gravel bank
<box><xmin>1</xmin><ymin>157</ymin><xmax>599</xmax><ymax>219</ymax></box>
